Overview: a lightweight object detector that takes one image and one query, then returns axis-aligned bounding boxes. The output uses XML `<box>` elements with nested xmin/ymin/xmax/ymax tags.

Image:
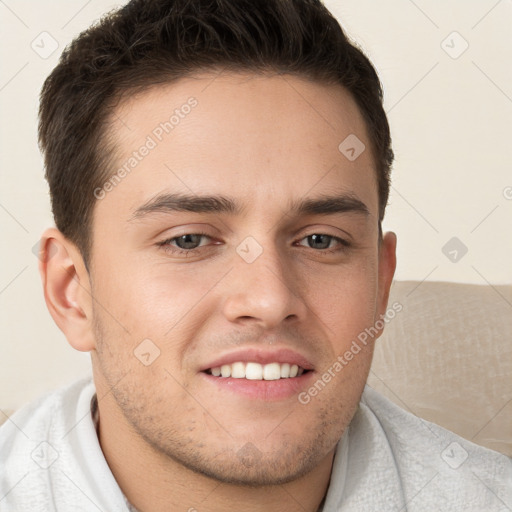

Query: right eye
<box><xmin>157</xmin><ymin>233</ymin><xmax>214</xmax><ymax>255</ymax></box>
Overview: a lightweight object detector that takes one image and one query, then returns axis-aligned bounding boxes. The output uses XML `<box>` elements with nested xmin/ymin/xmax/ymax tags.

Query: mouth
<box><xmin>199</xmin><ymin>348</ymin><xmax>315</xmax><ymax>400</ymax></box>
<box><xmin>203</xmin><ymin>361</ymin><xmax>311</xmax><ymax>380</ymax></box>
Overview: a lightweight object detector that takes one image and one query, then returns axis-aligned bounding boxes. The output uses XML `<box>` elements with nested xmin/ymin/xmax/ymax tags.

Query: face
<box><xmin>87</xmin><ymin>71</ymin><xmax>395</xmax><ymax>485</ymax></box>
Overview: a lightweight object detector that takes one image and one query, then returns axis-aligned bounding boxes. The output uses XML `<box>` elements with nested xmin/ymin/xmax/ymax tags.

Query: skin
<box><xmin>39</xmin><ymin>71</ymin><xmax>396</xmax><ymax>512</ymax></box>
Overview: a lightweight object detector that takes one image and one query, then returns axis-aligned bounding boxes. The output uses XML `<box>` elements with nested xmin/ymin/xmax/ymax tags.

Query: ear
<box><xmin>375</xmin><ymin>231</ymin><xmax>397</xmax><ymax>322</ymax></box>
<box><xmin>38</xmin><ymin>227</ymin><xmax>96</xmax><ymax>352</ymax></box>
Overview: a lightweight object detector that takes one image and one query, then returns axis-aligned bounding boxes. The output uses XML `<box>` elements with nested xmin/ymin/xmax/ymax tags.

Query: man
<box><xmin>0</xmin><ymin>0</ymin><xmax>510</xmax><ymax>510</ymax></box>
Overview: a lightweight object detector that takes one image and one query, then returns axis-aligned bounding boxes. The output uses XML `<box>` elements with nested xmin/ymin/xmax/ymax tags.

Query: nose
<box><xmin>221</xmin><ymin>239</ymin><xmax>308</xmax><ymax>329</ymax></box>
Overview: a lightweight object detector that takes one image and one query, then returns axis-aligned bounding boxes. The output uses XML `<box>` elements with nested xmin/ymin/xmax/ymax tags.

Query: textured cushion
<box><xmin>369</xmin><ymin>280</ymin><xmax>512</xmax><ymax>456</ymax></box>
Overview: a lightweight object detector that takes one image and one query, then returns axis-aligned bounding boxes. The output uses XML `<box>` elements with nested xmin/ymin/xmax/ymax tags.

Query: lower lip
<box><xmin>200</xmin><ymin>371</ymin><xmax>315</xmax><ymax>401</ymax></box>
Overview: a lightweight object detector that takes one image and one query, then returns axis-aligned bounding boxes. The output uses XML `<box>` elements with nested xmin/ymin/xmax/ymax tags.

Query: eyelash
<box><xmin>156</xmin><ymin>232</ymin><xmax>351</xmax><ymax>256</ymax></box>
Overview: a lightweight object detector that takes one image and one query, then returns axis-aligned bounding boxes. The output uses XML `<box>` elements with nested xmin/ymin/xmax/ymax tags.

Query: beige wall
<box><xmin>0</xmin><ymin>1</ymin><xmax>511</xmax><ymax>411</ymax></box>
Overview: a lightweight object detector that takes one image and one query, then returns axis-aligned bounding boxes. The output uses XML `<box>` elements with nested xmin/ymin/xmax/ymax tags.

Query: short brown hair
<box><xmin>38</xmin><ymin>0</ymin><xmax>393</xmax><ymax>269</ymax></box>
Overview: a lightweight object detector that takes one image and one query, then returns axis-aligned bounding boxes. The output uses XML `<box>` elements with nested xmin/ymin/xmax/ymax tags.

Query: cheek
<box><xmin>298</xmin><ymin>255</ymin><xmax>379</xmax><ymax>346</ymax></box>
<box><xmin>91</xmin><ymin>258</ymin><xmax>224</xmax><ymax>368</ymax></box>
<box><xmin>93</xmin><ymin>253</ymin><xmax>207</xmax><ymax>324</ymax></box>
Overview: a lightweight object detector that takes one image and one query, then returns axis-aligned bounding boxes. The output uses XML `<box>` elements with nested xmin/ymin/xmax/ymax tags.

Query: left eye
<box><xmin>297</xmin><ymin>234</ymin><xmax>348</xmax><ymax>251</ymax></box>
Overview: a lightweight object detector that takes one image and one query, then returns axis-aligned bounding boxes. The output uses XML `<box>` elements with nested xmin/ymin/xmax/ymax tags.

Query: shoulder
<box><xmin>357</xmin><ymin>385</ymin><xmax>512</xmax><ymax>508</ymax></box>
<box><xmin>0</xmin><ymin>377</ymin><xmax>99</xmax><ymax>511</ymax></box>
<box><xmin>0</xmin><ymin>376</ymin><xmax>95</xmax><ymax>448</ymax></box>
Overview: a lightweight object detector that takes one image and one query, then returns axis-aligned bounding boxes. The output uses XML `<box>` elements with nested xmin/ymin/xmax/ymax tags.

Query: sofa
<box><xmin>368</xmin><ymin>280</ymin><xmax>512</xmax><ymax>456</ymax></box>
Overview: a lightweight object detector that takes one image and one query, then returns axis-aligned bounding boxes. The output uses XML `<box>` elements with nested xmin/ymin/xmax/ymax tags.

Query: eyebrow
<box><xmin>129</xmin><ymin>192</ymin><xmax>370</xmax><ymax>221</ymax></box>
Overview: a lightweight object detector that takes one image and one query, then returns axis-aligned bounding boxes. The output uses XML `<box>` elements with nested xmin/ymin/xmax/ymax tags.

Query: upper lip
<box><xmin>200</xmin><ymin>347</ymin><xmax>315</xmax><ymax>372</ymax></box>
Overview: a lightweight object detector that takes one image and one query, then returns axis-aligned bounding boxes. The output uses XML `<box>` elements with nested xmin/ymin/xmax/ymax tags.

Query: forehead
<box><xmin>97</xmin><ymin>71</ymin><xmax>378</xmax><ymax>224</ymax></box>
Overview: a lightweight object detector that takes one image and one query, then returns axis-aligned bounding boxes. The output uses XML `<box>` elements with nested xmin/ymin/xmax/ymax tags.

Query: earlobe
<box><xmin>38</xmin><ymin>227</ymin><xmax>96</xmax><ymax>352</ymax></box>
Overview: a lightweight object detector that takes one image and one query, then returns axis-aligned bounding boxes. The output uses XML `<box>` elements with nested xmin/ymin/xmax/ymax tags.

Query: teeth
<box><xmin>231</xmin><ymin>362</ymin><xmax>245</xmax><ymax>378</ymax></box>
<box><xmin>207</xmin><ymin>362</ymin><xmax>307</xmax><ymax>380</ymax></box>
<box><xmin>246</xmin><ymin>362</ymin><xmax>263</xmax><ymax>380</ymax></box>
<box><xmin>263</xmin><ymin>362</ymin><xmax>281</xmax><ymax>380</ymax></box>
